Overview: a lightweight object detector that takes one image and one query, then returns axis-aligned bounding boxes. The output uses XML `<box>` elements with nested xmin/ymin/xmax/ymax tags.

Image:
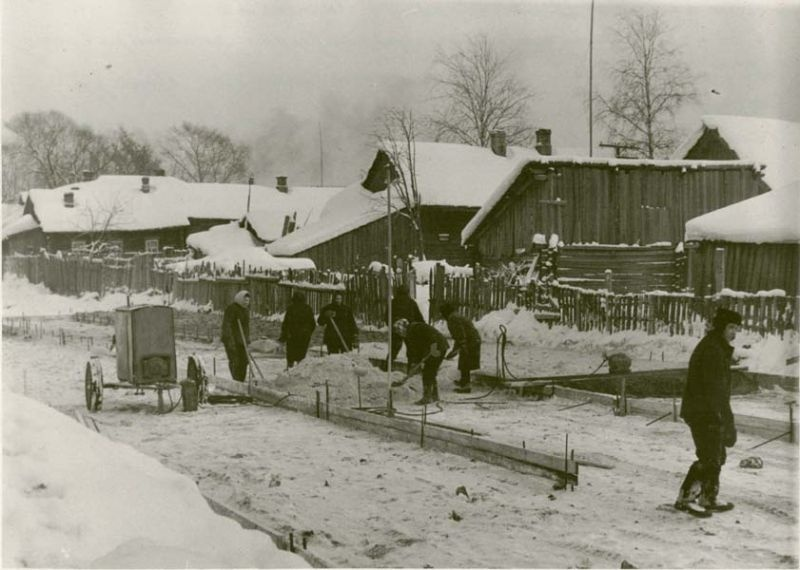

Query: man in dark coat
<box><xmin>393</xmin><ymin>318</ymin><xmax>449</xmax><ymax>405</ymax></box>
<box><xmin>220</xmin><ymin>290</ymin><xmax>251</xmax><ymax>382</ymax></box>
<box><xmin>318</xmin><ymin>292</ymin><xmax>358</xmax><ymax>354</ymax></box>
<box><xmin>440</xmin><ymin>302</ymin><xmax>481</xmax><ymax>394</ymax></box>
<box><xmin>279</xmin><ymin>291</ymin><xmax>316</xmax><ymax>368</ymax></box>
<box><xmin>675</xmin><ymin>307</ymin><xmax>742</xmax><ymax>515</ymax></box>
<box><xmin>389</xmin><ymin>285</ymin><xmax>425</xmax><ymax>362</ymax></box>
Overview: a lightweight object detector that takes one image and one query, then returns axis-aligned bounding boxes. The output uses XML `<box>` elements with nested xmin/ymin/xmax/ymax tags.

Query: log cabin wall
<box><xmin>689</xmin><ymin>242</ymin><xmax>800</xmax><ymax>296</ymax></box>
<box><xmin>468</xmin><ymin>162</ymin><xmax>765</xmax><ymax>263</ymax></box>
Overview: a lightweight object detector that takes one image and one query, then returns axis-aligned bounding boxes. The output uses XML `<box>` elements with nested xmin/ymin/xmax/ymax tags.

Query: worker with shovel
<box><xmin>220</xmin><ymin>290</ymin><xmax>251</xmax><ymax>382</ymax></box>
<box><xmin>392</xmin><ymin>318</ymin><xmax>449</xmax><ymax>405</ymax></box>
<box><xmin>318</xmin><ymin>292</ymin><xmax>358</xmax><ymax>354</ymax></box>
<box><xmin>439</xmin><ymin>302</ymin><xmax>481</xmax><ymax>394</ymax></box>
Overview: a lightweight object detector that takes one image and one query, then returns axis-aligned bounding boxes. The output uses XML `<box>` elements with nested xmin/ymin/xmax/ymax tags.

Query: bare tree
<box><xmin>595</xmin><ymin>9</ymin><xmax>698</xmax><ymax>158</ymax></box>
<box><xmin>5</xmin><ymin>110</ymin><xmax>113</xmax><ymax>188</ymax></box>
<box><xmin>2</xmin><ymin>143</ymin><xmax>34</xmax><ymax>202</ymax></box>
<box><xmin>74</xmin><ymin>191</ymin><xmax>130</xmax><ymax>254</ymax></box>
<box><xmin>374</xmin><ymin>108</ymin><xmax>426</xmax><ymax>259</ymax></box>
<box><xmin>430</xmin><ymin>35</ymin><xmax>536</xmax><ymax>148</ymax></box>
<box><xmin>161</xmin><ymin>122</ymin><xmax>249</xmax><ymax>183</ymax></box>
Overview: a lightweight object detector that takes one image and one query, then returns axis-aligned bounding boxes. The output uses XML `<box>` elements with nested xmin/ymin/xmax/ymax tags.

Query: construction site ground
<box><xmin>3</xmin><ymin>314</ymin><xmax>797</xmax><ymax>568</ymax></box>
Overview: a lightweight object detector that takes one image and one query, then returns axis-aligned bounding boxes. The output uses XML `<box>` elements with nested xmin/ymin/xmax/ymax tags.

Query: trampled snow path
<box><xmin>3</xmin><ymin>316</ymin><xmax>798</xmax><ymax>568</ymax></box>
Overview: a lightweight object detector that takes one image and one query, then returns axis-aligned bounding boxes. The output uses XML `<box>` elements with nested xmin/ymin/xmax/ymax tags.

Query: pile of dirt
<box><xmin>271</xmin><ymin>353</ymin><xmax>416</xmax><ymax>407</ymax></box>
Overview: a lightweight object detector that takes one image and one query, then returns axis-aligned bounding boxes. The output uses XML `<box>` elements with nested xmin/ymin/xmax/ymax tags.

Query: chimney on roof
<box><xmin>154</xmin><ymin>168</ymin><xmax>166</xmax><ymax>177</ymax></box>
<box><xmin>81</xmin><ymin>170</ymin><xmax>95</xmax><ymax>182</ymax></box>
<box><xmin>141</xmin><ymin>176</ymin><xmax>150</xmax><ymax>193</ymax></box>
<box><xmin>489</xmin><ymin>131</ymin><xmax>507</xmax><ymax>157</ymax></box>
<box><xmin>63</xmin><ymin>191</ymin><xmax>75</xmax><ymax>208</ymax></box>
<box><xmin>535</xmin><ymin>129</ymin><xmax>552</xmax><ymax>156</ymax></box>
<box><xmin>276</xmin><ymin>176</ymin><xmax>288</xmax><ymax>193</ymax></box>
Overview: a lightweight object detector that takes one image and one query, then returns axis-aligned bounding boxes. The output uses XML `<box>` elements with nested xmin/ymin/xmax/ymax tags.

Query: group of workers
<box><xmin>221</xmin><ymin>287</ymin><xmax>743</xmax><ymax>515</ymax></box>
<box><xmin>220</xmin><ymin>286</ymin><xmax>482</xmax><ymax>406</ymax></box>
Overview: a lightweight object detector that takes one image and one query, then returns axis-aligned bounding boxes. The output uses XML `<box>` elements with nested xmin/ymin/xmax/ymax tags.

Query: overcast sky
<box><xmin>3</xmin><ymin>0</ymin><xmax>799</xmax><ymax>186</ymax></box>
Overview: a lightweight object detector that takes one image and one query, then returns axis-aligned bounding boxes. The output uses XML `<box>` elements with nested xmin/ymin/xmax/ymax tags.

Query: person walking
<box><xmin>279</xmin><ymin>291</ymin><xmax>316</xmax><ymax>368</ymax></box>
<box><xmin>674</xmin><ymin>307</ymin><xmax>742</xmax><ymax>516</ymax></box>
<box><xmin>318</xmin><ymin>292</ymin><xmax>358</xmax><ymax>354</ymax></box>
<box><xmin>220</xmin><ymin>290</ymin><xmax>251</xmax><ymax>382</ymax></box>
<box><xmin>439</xmin><ymin>302</ymin><xmax>481</xmax><ymax>394</ymax></box>
<box><xmin>389</xmin><ymin>285</ymin><xmax>425</xmax><ymax>363</ymax></box>
<box><xmin>392</xmin><ymin>318</ymin><xmax>449</xmax><ymax>405</ymax></box>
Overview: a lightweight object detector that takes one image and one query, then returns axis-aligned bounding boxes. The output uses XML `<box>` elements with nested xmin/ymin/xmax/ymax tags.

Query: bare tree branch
<box><xmin>160</xmin><ymin>122</ymin><xmax>250</xmax><ymax>183</ymax></box>
<box><xmin>595</xmin><ymin>9</ymin><xmax>698</xmax><ymax>158</ymax></box>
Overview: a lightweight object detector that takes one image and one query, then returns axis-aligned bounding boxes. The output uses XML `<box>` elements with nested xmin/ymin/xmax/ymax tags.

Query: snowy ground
<box><xmin>2</xmin><ymin>276</ymin><xmax>799</xmax><ymax>568</ymax></box>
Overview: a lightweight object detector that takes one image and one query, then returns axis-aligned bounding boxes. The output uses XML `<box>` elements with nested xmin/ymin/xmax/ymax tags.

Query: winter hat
<box><xmin>439</xmin><ymin>302</ymin><xmax>456</xmax><ymax>317</ymax></box>
<box><xmin>234</xmin><ymin>290</ymin><xmax>251</xmax><ymax>307</ymax></box>
<box><xmin>712</xmin><ymin>307</ymin><xmax>742</xmax><ymax>330</ymax></box>
<box><xmin>393</xmin><ymin>318</ymin><xmax>409</xmax><ymax>334</ymax></box>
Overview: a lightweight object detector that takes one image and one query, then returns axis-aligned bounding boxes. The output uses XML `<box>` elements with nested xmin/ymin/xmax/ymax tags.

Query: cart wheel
<box><xmin>187</xmin><ymin>356</ymin><xmax>208</xmax><ymax>405</ymax></box>
<box><xmin>84</xmin><ymin>359</ymin><xmax>104</xmax><ymax>412</ymax></box>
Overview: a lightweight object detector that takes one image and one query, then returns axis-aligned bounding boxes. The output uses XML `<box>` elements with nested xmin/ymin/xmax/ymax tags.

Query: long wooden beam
<box><xmin>210</xmin><ymin>377</ymin><xmax>578</xmax><ymax>483</ymax></box>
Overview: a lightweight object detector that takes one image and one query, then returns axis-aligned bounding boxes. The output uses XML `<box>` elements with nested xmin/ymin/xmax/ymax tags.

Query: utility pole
<box><xmin>589</xmin><ymin>0</ymin><xmax>595</xmax><ymax>157</ymax></box>
<box><xmin>318</xmin><ymin>122</ymin><xmax>324</xmax><ymax>186</ymax></box>
<box><xmin>386</xmin><ymin>164</ymin><xmax>393</xmax><ymax>391</ymax></box>
<box><xmin>246</xmin><ymin>175</ymin><xmax>254</xmax><ymax>213</ymax></box>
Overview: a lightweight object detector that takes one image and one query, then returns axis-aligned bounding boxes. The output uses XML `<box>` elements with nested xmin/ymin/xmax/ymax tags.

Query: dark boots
<box><xmin>414</xmin><ymin>380</ymin><xmax>440</xmax><ymax>405</ymax></box>
<box><xmin>454</xmin><ymin>370</ymin><xmax>471</xmax><ymax>393</ymax></box>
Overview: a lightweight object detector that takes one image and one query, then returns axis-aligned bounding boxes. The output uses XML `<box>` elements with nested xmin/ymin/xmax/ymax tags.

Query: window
<box><xmin>145</xmin><ymin>239</ymin><xmax>159</xmax><ymax>253</ymax></box>
<box><xmin>438</xmin><ymin>233</ymin><xmax>450</xmax><ymax>242</ymax></box>
<box><xmin>71</xmin><ymin>240</ymin><xmax>87</xmax><ymax>251</ymax></box>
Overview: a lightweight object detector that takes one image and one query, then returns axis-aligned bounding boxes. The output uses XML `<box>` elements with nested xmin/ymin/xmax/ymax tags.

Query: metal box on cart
<box><xmin>114</xmin><ymin>305</ymin><xmax>177</xmax><ymax>385</ymax></box>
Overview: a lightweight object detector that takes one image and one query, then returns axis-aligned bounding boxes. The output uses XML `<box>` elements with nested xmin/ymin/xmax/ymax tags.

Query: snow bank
<box><xmin>177</xmin><ymin>222</ymin><xmax>315</xmax><ymax>272</ymax></box>
<box><xmin>271</xmin><ymin>353</ymin><xmax>416</xmax><ymax>407</ymax></box>
<box><xmin>474</xmin><ymin>304</ymin><xmax>799</xmax><ymax>376</ymax></box>
<box><xmin>2</xmin><ymin>391</ymin><xmax>307</xmax><ymax>568</ymax></box>
<box><xmin>412</xmin><ymin>260</ymin><xmax>473</xmax><ymax>284</ymax></box>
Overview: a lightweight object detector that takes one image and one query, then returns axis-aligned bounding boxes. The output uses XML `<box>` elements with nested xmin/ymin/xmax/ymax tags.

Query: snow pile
<box><xmin>176</xmin><ymin>221</ymin><xmax>315</xmax><ymax>272</ymax></box>
<box><xmin>2</xmin><ymin>391</ymin><xmax>307</xmax><ymax>569</ymax></box>
<box><xmin>685</xmin><ymin>180</ymin><xmax>800</xmax><ymax>243</ymax></box>
<box><xmin>412</xmin><ymin>260</ymin><xmax>473</xmax><ymax>284</ymax></box>
<box><xmin>272</xmin><ymin>353</ymin><xmax>415</xmax><ymax>406</ymax></box>
<box><xmin>474</xmin><ymin>304</ymin><xmax>799</xmax><ymax>376</ymax></box>
<box><xmin>1</xmin><ymin>274</ymin><xmax>179</xmax><ymax>317</ymax></box>
<box><xmin>2</xmin><ymin>213</ymin><xmax>39</xmax><ymax>239</ymax></box>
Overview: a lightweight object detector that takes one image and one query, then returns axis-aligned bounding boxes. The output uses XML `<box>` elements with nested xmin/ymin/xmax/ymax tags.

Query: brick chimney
<box><xmin>276</xmin><ymin>176</ymin><xmax>288</xmax><ymax>193</ymax></box>
<box><xmin>63</xmin><ymin>191</ymin><xmax>75</xmax><ymax>208</ymax></box>
<box><xmin>535</xmin><ymin>129</ymin><xmax>552</xmax><ymax>156</ymax></box>
<box><xmin>489</xmin><ymin>131</ymin><xmax>507</xmax><ymax>157</ymax></box>
<box><xmin>140</xmin><ymin>176</ymin><xmax>150</xmax><ymax>193</ymax></box>
<box><xmin>81</xmin><ymin>170</ymin><xmax>95</xmax><ymax>182</ymax></box>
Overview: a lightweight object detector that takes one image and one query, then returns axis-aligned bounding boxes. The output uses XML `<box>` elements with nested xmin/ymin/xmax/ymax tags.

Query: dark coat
<box><xmin>390</xmin><ymin>293</ymin><xmax>424</xmax><ymax>324</ymax></box>
<box><xmin>680</xmin><ymin>330</ymin><xmax>735</xmax><ymax>426</ymax></box>
<box><xmin>318</xmin><ymin>302</ymin><xmax>358</xmax><ymax>349</ymax></box>
<box><xmin>221</xmin><ymin>303</ymin><xmax>250</xmax><ymax>349</ymax></box>
<box><xmin>280</xmin><ymin>302</ymin><xmax>316</xmax><ymax>343</ymax></box>
<box><xmin>404</xmin><ymin>322</ymin><xmax>449</xmax><ymax>368</ymax></box>
<box><xmin>446</xmin><ymin>313</ymin><xmax>481</xmax><ymax>371</ymax></box>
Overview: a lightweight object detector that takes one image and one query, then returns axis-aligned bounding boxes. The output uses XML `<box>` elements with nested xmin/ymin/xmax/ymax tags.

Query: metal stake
<box><xmin>420</xmin><ymin>403</ymin><xmax>427</xmax><ymax>447</ymax></box>
<box><xmin>316</xmin><ymin>391</ymin><xmax>321</xmax><ymax>419</ymax></box>
<box><xmin>325</xmin><ymin>380</ymin><xmax>330</xmax><ymax>420</ymax></box>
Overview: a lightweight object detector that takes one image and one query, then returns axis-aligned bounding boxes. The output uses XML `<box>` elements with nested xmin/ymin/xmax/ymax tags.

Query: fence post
<box><xmin>713</xmin><ymin>247</ymin><xmax>726</xmax><ymax>294</ymax></box>
<box><xmin>604</xmin><ymin>269</ymin><xmax>613</xmax><ymax>293</ymax></box>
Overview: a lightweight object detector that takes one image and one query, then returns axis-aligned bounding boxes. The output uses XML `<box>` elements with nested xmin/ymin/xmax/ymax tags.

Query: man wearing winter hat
<box><xmin>674</xmin><ymin>307</ymin><xmax>742</xmax><ymax>516</ymax></box>
<box><xmin>221</xmin><ymin>290</ymin><xmax>251</xmax><ymax>382</ymax></box>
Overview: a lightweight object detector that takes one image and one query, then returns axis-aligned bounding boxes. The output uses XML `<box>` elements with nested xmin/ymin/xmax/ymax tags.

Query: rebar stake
<box><xmin>325</xmin><ymin>380</ymin><xmax>330</xmax><ymax>421</ymax></box>
<box><xmin>316</xmin><ymin>390</ymin><xmax>321</xmax><ymax>419</ymax></box>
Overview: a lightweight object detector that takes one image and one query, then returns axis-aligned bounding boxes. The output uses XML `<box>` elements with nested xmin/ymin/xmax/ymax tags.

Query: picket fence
<box><xmin>4</xmin><ymin>253</ymin><xmax>798</xmax><ymax>337</ymax></box>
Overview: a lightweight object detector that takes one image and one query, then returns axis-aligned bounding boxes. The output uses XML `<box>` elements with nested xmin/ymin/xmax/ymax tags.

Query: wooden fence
<box><xmin>4</xmin><ymin>253</ymin><xmax>798</xmax><ymax>337</ymax></box>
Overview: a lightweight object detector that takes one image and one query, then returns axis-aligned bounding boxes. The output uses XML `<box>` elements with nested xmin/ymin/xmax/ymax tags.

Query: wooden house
<box><xmin>461</xmin><ymin>158</ymin><xmax>766</xmax><ymax>261</ymax></box>
<box><xmin>675</xmin><ymin>116</ymin><xmax>800</xmax><ymax>294</ymax></box>
<box><xmin>267</xmin><ymin>138</ymin><xmax>539</xmax><ymax>270</ymax></box>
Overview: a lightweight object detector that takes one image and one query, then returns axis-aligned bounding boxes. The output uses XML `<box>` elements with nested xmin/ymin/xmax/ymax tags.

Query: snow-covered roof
<box><xmin>26</xmin><ymin>176</ymin><xmax>343</xmax><ymax>237</ymax></box>
<box><xmin>244</xmin><ymin>186</ymin><xmax>343</xmax><ymax>242</ymax></box>
<box><xmin>181</xmin><ymin>221</ymin><xmax>315</xmax><ymax>271</ymax></box>
<box><xmin>460</xmin><ymin>154</ymin><xmax>760</xmax><ymax>244</ymax></box>
<box><xmin>685</xmin><ymin>180</ymin><xmax>800</xmax><ymax>244</ymax></box>
<box><xmin>2</xmin><ymin>213</ymin><xmax>39</xmax><ymax>240</ymax></box>
<box><xmin>672</xmin><ymin>115</ymin><xmax>800</xmax><ymax>191</ymax></box>
<box><xmin>29</xmin><ymin>176</ymin><xmax>191</xmax><ymax>233</ymax></box>
<box><xmin>383</xmin><ymin>141</ymin><xmax>541</xmax><ymax>208</ymax></box>
<box><xmin>267</xmin><ymin>182</ymin><xmax>386</xmax><ymax>256</ymax></box>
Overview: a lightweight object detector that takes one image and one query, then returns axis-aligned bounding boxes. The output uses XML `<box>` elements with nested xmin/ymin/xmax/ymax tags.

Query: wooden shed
<box><xmin>461</xmin><ymin>159</ymin><xmax>766</xmax><ymax>263</ymax></box>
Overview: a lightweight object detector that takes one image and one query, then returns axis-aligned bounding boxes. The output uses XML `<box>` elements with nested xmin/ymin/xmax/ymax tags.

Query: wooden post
<box><xmin>713</xmin><ymin>247</ymin><xmax>726</xmax><ymax>293</ymax></box>
<box><xmin>619</xmin><ymin>377</ymin><xmax>627</xmax><ymax>416</ymax></box>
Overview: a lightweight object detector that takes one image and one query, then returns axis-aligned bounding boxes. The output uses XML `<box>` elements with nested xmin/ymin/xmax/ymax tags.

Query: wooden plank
<box><xmin>210</xmin><ymin>376</ymin><xmax>577</xmax><ymax>481</ymax></box>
